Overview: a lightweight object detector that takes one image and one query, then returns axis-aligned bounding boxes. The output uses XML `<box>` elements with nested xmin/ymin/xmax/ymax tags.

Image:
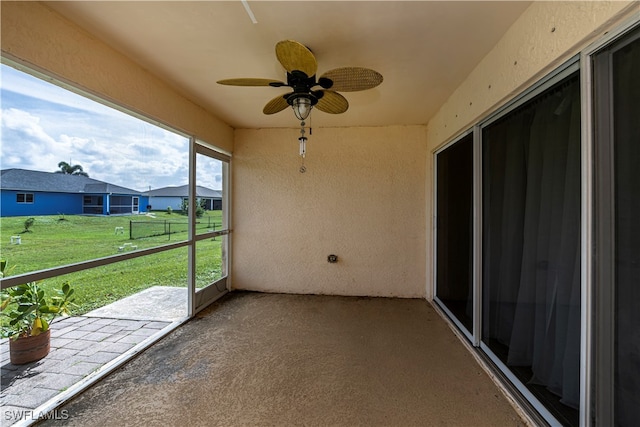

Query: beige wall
<box><xmin>424</xmin><ymin>1</ymin><xmax>638</xmax><ymax>299</ymax></box>
<box><xmin>233</xmin><ymin>126</ymin><xmax>427</xmax><ymax>298</ymax></box>
<box><xmin>427</xmin><ymin>1</ymin><xmax>637</xmax><ymax>149</ymax></box>
<box><xmin>0</xmin><ymin>1</ymin><xmax>233</xmax><ymax>151</ymax></box>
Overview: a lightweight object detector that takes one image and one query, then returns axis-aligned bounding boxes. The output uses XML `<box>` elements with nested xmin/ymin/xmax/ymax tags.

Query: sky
<box><xmin>0</xmin><ymin>63</ymin><xmax>222</xmax><ymax>192</ymax></box>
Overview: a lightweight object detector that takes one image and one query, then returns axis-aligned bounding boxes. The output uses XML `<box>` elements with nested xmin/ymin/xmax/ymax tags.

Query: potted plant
<box><xmin>1</xmin><ymin>260</ymin><xmax>75</xmax><ymax>365</ymax></box>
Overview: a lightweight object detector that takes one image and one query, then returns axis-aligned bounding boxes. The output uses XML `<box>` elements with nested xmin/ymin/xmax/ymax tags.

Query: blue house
<box><xmin>0</xmin><ymin>168</ymin><xmax>148</xmax><ymax>217</ymax></box>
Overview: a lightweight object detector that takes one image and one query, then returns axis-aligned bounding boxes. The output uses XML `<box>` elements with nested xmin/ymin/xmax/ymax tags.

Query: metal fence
<box><xmin>130</xmin><ymin>218</ymin><xmax>220</xmax><ymax>240</ymax></box>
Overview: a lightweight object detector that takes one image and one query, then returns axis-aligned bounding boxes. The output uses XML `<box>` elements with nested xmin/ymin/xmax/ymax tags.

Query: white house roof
<box><xmin>145</xmin><ymin>185</ymin><xmax>221</xmax><ymax>199</ymax></box>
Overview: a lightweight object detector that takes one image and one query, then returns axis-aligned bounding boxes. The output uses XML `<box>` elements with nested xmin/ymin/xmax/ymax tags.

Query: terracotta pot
<box><xmin>9</xmin><ymin>329</ymin><xmax>51</xmax><ymax>365</ymax></box>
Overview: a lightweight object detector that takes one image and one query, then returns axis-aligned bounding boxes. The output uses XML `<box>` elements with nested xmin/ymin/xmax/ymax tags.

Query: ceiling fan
<box><xmin>217</xmin><ymin>40</ymin><xmax>383</xmax><ymax>122</ymax></box>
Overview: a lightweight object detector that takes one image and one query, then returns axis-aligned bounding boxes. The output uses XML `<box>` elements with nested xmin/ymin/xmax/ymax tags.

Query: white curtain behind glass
<box><xmin>482</xmin><ymin>75</ymin><xmax>581</xmax><ymax>410</ymax></box>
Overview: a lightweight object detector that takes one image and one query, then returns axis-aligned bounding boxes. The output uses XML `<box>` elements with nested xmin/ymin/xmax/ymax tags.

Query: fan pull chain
<box><xmin>299</xmin><ymin>121</ymin><xmax>307</xmax><ymax>173</ymax></box>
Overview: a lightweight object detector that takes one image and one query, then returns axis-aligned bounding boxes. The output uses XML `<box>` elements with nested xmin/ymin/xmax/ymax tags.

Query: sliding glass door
<box><xmin>610</xmin><ymin>30</ymin><xmax>640</xmax><ymax>426</ymax></box>
<box><xmin>434</xmin><ymin>21</ymin><xmax>640</xmax><ymax>426</ymax></box>
<box><xmin>593</xmin><ymin>25</ymin><xmax>640</xmax><ymax>426</ymax></box>
<box><xmin>481</xmin><ymin>70</ymin><xmax>581</xmax><ymax>426</ymax></box>
<box><xmin>434</xmin><ymin>133</ymin><xmax>474</xmax><ymax>335</ymax></box>
<box><xmin>435</xmin><ymin>63</ymin><xmax>583</xmax><ymax>426</ymax></box>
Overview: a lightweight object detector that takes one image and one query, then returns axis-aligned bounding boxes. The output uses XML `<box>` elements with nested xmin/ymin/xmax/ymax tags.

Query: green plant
<box><xmin>180</xmin><ymin>199</ymin><xmax>205</xmax><ymax>218</ymax></box>
<box><xmin>0</xmin><ymin>261</ymin><xmax>76</xmax><ymax>340</ymax></box>
<box><xmin>0</xmin><ymin>259</ymin><xmax>16</xmax><ymax>278</ymax></box>
<box><xmin>167</xmin><ymin>206</ymin><xmax>173</xmax><ymax>215</ymax></box>
<box><xmin>23</xmin><ymin>217</ymin><xmax>35</xmax><ymax>232</ymax></box>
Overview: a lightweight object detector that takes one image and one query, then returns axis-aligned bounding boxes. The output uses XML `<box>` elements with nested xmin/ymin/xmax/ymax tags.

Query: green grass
<box><xmin>1</xmin><ymin>212</ymin><xmax>224</xmax><ymax>316</ymax></box>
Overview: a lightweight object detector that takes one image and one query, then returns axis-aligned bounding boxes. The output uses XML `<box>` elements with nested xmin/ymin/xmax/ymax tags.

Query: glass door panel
<box><xmin>593</xmin><ymin>26</ymin><xmax>640</xmax><ymax>425</ymax></box>
<box><xmin>435</xmin><ymin>133</ymin><xmax>474</xmax><ymax>334</ymax></box>
<box><xmin>611</xmin><ymin>30</ymin><xmax>640</xmax><ymax>425</ymax></box>
<box><xmin>192</xmin><ymin>144</ymin><xmax>229</xmax><ymax>312</ymax></box>
<box><xmin>481</xmin><ymin>71</ymin><xmax>581</xmax><ymax>426</ymax></box>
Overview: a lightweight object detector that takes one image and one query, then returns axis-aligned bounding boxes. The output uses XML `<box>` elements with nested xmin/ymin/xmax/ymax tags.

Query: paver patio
<box><xmin>0</xmin><ymin>286</ymin><xmax>186</xmax><ymax>425</ymax></box>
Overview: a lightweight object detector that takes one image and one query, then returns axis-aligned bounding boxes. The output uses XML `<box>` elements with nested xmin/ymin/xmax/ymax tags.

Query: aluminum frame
<box><xmin>580</xmin><ymin>17</ymin><xmax>640</xmax><ymax>427</ymax></box>
<box><xmin>432</xmin><ymin>128</ymin><xmax>475</xmax><ymax>343</ymax></box>
<box><xmin>191</xmin><ymin>142</ymin><xmax>231</xmax><ymax>315</ymax></box>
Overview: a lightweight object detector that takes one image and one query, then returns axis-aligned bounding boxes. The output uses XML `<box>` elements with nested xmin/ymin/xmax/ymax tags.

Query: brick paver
<box><xmin>0</xmin><ymin>316</ymin><xmax>170</xmax><ymax>425</ymax></box>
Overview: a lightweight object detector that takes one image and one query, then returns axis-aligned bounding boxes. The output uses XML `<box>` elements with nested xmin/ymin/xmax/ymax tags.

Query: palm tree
<box><xmin>56</xmin><ymin>161</ymin><xmax>89</xmax><ymax>177</ymax></box>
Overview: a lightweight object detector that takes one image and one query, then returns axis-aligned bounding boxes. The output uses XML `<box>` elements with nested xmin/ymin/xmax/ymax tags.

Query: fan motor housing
<box><xmin>288</xmin><ymin>71</ymin><xmax>314</xmax><ymax>90</ymax></box>
<box><xmin>284</xmin><ymin>71</ymin><xmax>323</xmax><ymax>106</ymax></box>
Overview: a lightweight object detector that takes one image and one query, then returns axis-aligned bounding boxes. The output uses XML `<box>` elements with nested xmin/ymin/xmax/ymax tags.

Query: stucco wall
<box><xmin>427</xmin><ymin>1</ymin><xmax>637</xmax><ymax>148</ymax></box>
<box><xmin>233</xmin><ymin>126</ymin><xmax>427</xmax><ymax>298</ymax></box>
<box><xmin>424</xmin><ymin>1</ymin><xmax>638</xmax><ymax>299</ymax></box>
<box><xmin>0</xmin><ymin>1</ymin><xmax>233</xmax><ymax>152</ymax></box>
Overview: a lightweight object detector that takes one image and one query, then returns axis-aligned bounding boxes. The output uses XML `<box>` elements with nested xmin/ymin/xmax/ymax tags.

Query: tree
<box><xmin>56</xmin><ymin>161</ymin><xmax>89</xmax><ymax>177</ymax></box>
<box><xmin>180</xmin><ymin>198</ymin><xmax>205</xmax><ymax>218</ymax></box>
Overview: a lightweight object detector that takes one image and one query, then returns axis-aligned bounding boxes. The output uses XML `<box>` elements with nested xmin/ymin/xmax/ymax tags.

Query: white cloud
<box><xmin>1</xmin><ymin>64</ymin><xmax>225</xmax><ymax>192</ymax></box>
<box><xmin>1</xmin><ymin>108</ymin><xmax>56</xmax><ymax>145</ymax></box>
<box><xmin>0</xmin><ymin>108</ymin><xmax>66</xmax><ymax>172</ymax></box>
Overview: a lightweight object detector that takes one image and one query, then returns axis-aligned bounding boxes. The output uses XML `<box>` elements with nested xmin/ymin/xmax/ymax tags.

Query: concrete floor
<box><xmin>85</xmin><ymin>286</ymin><xmax>187</xmax><ymax>321</ymax></box>
<box><xmin>42</xmin><ymin>292</ymin><xmax>525</xmax><ymax>426</ymax></box>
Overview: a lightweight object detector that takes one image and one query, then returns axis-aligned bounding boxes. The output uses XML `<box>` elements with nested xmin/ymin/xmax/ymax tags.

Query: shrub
<box><xmin>23</xmin><ymin>217</ymin><xmax>35</xmax><ymax>232</ymax></box>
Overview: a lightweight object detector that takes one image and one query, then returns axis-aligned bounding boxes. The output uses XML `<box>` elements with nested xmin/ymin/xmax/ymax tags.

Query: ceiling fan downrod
<box><xmin>298</xmin><ymin>122</ymin><xmax>307</xmax><ymax>159</ymax></box>
<box><xmin>298</xmin><ymin>120</ymin><xmax>308</xmax><ymax>174</ymax></box>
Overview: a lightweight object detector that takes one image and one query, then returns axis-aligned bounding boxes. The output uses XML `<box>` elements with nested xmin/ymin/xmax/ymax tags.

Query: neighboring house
<box><xmin>0</xmin><ymin>168</ymin><xmax>148</xmax><ymax>217</ymax></box>
<box><xmin>145</xmin><ymin>185</ymin><xmax>222</xmax><ymax>211</ymax></box>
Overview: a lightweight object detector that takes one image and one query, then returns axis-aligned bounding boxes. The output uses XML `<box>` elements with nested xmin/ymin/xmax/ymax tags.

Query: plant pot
<box><xmin>9</xmin><ymin>329</ymin><xmax>51</xmax><ymax>365</ymax></box>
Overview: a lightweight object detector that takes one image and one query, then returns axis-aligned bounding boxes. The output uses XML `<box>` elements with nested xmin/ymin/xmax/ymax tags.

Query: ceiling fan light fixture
<box><xmin>292</xmin><ymin>96</ymin><xmax>312</xmax><ymax>121</ymax></box>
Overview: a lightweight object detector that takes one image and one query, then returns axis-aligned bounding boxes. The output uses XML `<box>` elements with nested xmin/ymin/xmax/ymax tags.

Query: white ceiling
<box><xmin>45</xmin><ymin>1</ymin><xmax>531</xmax><ymax>129</ymax></box>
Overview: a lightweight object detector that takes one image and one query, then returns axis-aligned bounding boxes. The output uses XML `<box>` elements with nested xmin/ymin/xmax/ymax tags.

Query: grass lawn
<box><xmin>1</xmin><ymin>212</ymin><xmax>224</xmax><ymax>316</ymax></box>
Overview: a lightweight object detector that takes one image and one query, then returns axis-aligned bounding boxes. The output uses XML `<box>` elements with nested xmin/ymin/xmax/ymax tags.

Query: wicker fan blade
<box><xmin>263</xmin><ymin>94</ymin><xmax>290</xmax><ymax>115</ymax></box>
<box><xmin>319</xmin><ymin>67</ymin><xmax>383</xmax><ymax>92</ymax></box>
<box><xmin>275</xmin><ymin>40</ymin><xmax>317</xmax><ymax>77</ymax></box>
<box><xmin>315</xmin><ymin>91</ymin><xmax>349</xmax><ymax>114</ymax></box>
<box><xmin>217</xmin><ymin>78</ymin><xmax>285</xmax><ymax>87</ymax></box>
